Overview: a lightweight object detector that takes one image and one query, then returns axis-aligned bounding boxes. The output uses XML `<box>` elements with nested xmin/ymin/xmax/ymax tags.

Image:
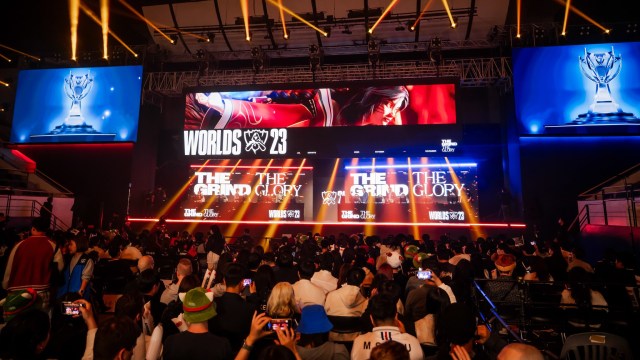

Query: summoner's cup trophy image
<box><xmin>29</xmin><ymin>71</ymin><xmax>116</xmax><ymax>141</ymax></box>
<box><xmin>573</xmin><ymin>46</ymin><xmax>638</xmax><ymax>124</ymax></box>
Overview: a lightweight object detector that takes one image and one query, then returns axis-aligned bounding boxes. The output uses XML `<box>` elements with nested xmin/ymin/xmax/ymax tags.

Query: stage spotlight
<box><xmin>395</xmin><ymin>23</ymin><xmax>406</xmax><ymax>31</ymax></box>
<box><xmin>170</xmin><ymin>34</ymin><xmax>179</xmax><ymax>44</ymax></box>
<box><xmin>341</xmin><ymin>25</ymin><xmax>352</xmax><ymax>34</ymax></box>
<box><xmin>283</xmin><ymin>29</ymin><xmax>291</xmax><ymax>40</ymax></box>
<box><xmin>207</xmin><ymin>32</ymin><xmax>215</xmax><ymax>42</ymax></box>
<box><xmin>195</xmin><ymin>49</ymin><xmax>206</xmax><ymax>59</ymax></box>
<box><xmin>579</xmin><ymin>26</ymin><xmax>590</xmax><ymax>36</ymax></box>
<box><xmin>309</xmin><ymin>44</ymin><xmax>321</xmax><ymax>73</ymax></box>
<box><xmin>627</xmin><ymin>23</ymin><xmax>637</xmax><ymax>33</ymax></box>
<box><xmin>430</xmin><ymin>36</ymin><xmax>441</xmax><ymax>48</ymax></box>
<box><xmin>428</xmin><ymin>37</ymin><xmax>442</xmax><ymax>65</ymax></box>
<box><xmin>323</xmin><ymin>26</ymin><xmax>332</xmax><ymax>38</ymax></box>
<box><xmin>534</xmin><ymin>27</ymin><xmax>545</xmax><ymax>39</ymax></box>
<box><xmin>451</xmin><ymin>17</ymin><xmax>458</xmax><ymax>29</ymax></box>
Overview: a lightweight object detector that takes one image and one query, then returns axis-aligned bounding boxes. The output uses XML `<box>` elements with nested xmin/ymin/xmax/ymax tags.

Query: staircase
<box><xmin>0</xmin><ymin>147</ymin><xmax>74</xmax><ymax>231</ymax></box>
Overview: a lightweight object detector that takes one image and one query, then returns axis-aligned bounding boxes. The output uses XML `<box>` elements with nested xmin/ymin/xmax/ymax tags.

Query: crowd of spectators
<box><xmin>0</xmin><ymin>218</ymin><xmax>638</xmax><ymax>359</ymax></box>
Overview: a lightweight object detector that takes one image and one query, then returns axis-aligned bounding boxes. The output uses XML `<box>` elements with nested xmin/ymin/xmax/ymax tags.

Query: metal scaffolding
<box><xmin>143</xmin><ymin>57</ymin><xmax>512</xmax><ymax>96</ymax></box>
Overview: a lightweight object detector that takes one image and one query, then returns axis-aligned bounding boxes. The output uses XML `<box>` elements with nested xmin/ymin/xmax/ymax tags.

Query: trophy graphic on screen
<box><xmin>30</xmin><ymin>70</ymin><xmax>115</xmax><ymax>141</ymax></box>
<box><xmin>573</xmin><ymin>46</ymin><xmax>638</xmax><ymax>123</ymax></box>
<box><xmin>64</xmin><ymin>72</ymin><xmax>93</xmax><ymax>126</ymax></box>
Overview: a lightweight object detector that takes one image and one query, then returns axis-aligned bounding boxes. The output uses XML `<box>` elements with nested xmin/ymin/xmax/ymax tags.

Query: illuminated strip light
<box><xmin>100</xmin><ymin>0</ymin><xmax>109</xmax><ymax>59</ymax></box>
<box><xmin>278</xmin><ymin>0</ymin><xmax>288</xmax><ymax>39</ymax></box>
<box><xmin>516</xmin><ymin>0</ymin><xmax>521</xmax><ymax>38</ymax></box>
<box><xmin>267</xmin><ymin>0</ymin><xmax>328</xmax><ymax>36</ymax></box>
<box><xmin>79</xmin><ymin>3</ymin><xmax>139</xmax><ymax>57</ymax></box>
<box><xmin>369</xmin><ymin>0</ymin><xmax>400</xmax><ymax>34</ymax></box>
<box><xmin>312</xmin><ymin>158</ymin><xmax>341</xmax><ymax>235</ymax></box>
<box><xmin>117</xmin><ymin>0</ymin><xmax>174</xmax><ymax>44</ymax></box>
<box><xmin>127</xmin><ymin>217</ymin><xmax>526</xmax><ymax>228</ymax></box>
<box><xmin>190</xmin><ymin>165</ymin><xmax>313</xmax><ymax>170</ymax></box>
<box><xmin>241</xmin><ymin>0</ymin><xmax>251</xmax><ymax>41</ymax></box>
<box><xmin>0</xmin><ymin>44</ymin><xmax>40</xmax><ymax>61</ymax></box>
<box><xmin>0</xmin><ymin>80</ymin><xmax>10</xmax><ymax>87</ymax></box>
<box><xmin>440</xmin><ymin>0</ymin><xmax>457</xmax><ymax>28</ymax></box>
<box><xmin>263</xmin><ymin>159</ymin><xmax>307</xmax><ymax>239</ymax></box>
<box><xmin>70</xmin><ymin>0</ymin><xmax>80</xmax><ymax>60</ymax></box>
<box><xmin>411</xmin><ymin>0</ymin><xmax>435</xmax><ymax>31</ymax></box>
<box><xmin>345</xmin><ymin>163</ymin><xmax>477</xmax><ymax>170</ymax></box>
<box><xmin>406</xmin><ymin>157</ymin><xmax>421</xmax><ymax>239</ymax></box>
<box><xmin>0</xmin><ymin>53</ymin><xmax>11</xmax><ymax>62</ymax></box>
<box><xmin>553</xmin><ymin>0</ymin><xmax>610</xmax><ymax>33</ymax></box>
<box><xmin>561</xmin><ymin>0</ymin><xmax>571</xmax><ymax>35</ymax></box>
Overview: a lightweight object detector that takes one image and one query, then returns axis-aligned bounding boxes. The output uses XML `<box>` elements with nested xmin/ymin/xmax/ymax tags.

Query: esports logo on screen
<box><xmin>10</xmin><ymin>65</ymin><xmax>143</xmax><ymax>143</ymax></box>
<box><xmin>513</xmin><ymin>42</ymin><xmax>640</xmax><ymax>135</ymax></box>
<box><xmin>183</xmin><ymin>84</ymin><xmax>456</xmax><ymax>157</ymax></box>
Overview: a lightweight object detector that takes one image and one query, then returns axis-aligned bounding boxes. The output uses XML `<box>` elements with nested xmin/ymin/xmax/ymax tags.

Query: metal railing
<box><xmin>1</xmin><ymin>195</ymin><xmax>71</xmax><ymax>231</ymax></box>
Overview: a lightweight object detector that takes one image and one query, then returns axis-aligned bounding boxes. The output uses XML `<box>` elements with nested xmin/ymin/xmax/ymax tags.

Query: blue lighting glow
<box><xmin>513</xmin><ymin>41</ymin><xmax>640</xmax><ymax>135</ymax></box>
<box><xmin>345</xmin><ymin>163</ymin><xmax>477</xmax><ymax>170</ymax></box>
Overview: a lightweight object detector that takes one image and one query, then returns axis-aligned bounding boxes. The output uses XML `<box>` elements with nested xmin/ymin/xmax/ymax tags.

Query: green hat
<box><xmin>0</xmin><ymin>288</ymin><xmax>41</xmax><ymax>322</ymax></box>
<box><xmin>181</xmin><ymin>288</ymin><xmax>216</xmax><ymax>324</ymax></box>
<box><xmin>404</xmin><ymin>245</ymin><xmax>419</xmax><ymax>258</ymax></box>
<box><xmin>413</xmin><ymin>252</ymin><xmax>429</xmax><ymax>269</ymax></box>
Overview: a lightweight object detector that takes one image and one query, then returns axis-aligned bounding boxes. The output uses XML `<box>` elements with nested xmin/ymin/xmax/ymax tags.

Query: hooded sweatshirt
<box><xmin>296</xmin><ymin>342</ymin><xmax>350</xmax><ymax>360</ymax></box>
<box><xmin>324</xmin><ymin>284</ymin><xmax>368</xmax><ymax>317</ymax></box>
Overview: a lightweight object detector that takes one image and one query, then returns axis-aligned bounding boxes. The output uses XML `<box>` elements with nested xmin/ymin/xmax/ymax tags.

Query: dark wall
<box><xmin>16</xmin><ymin>143</ymin><xmax>133</xmax><ymax>226</ymax></box>
<box><xmin>519</xmin><ymin>136</ymin><xmax>640</xmax><ymax>238</ymax></box>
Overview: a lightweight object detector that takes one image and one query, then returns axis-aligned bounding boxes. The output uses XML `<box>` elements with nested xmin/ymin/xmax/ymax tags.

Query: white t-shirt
<box><xmin>351</xmin><ymin>326</ymin><xmax>424</xmax><ymax>360</ymax></box>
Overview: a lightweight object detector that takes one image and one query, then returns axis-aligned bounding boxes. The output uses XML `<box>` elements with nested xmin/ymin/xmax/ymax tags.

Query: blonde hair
<box><xmin>266</xmin><ymin>282</ymin><xmax>299</xmax><ymax>318</ymax></box>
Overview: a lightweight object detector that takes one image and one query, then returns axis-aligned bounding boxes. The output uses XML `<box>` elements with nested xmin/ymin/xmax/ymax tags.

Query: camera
<box><xmin>265</xmin><ymin>318</ymin><xmax>295</xmax><ymax>331</ymax></box>
<box><xmin>61</xmin><ymin>301</ymin><xmax>84</xmax><ymax>316</ymax></box>
<box><xmin>417</xmin><ymin>270</ymin><xmax>432</xmax><ymax>280</ymax></box>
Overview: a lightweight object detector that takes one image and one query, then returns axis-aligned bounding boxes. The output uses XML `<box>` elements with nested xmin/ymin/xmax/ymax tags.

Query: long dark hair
<box><xmin>567</xmin><ymin>267</ymin><xmax>592</xmax><ymax>307</ymax></box>
<box><xmin>337</xmin><ymin>86</ymin><xmax>409</xmax><ymax>126</ymax></box>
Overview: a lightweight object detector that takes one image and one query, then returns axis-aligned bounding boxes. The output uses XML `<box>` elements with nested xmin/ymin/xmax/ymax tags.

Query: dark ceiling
<box><xmin>0</xmin><ymin>0</ymin><xmax>637</xmax><ymax>69</ymax></box>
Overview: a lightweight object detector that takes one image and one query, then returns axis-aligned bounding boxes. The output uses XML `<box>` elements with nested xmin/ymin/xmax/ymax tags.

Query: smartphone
<box><xmin>242</xmin><ymin>278</ymin><xmax>252</xmax><ymax>286</ymax></box>
<box><xmin>61</xmin><ymin>301</ymin><xmax>83</xmax><ymax>316</ymax></box>
<box><xmin>530</xmin><ymin>241</ymin><xmax>536</xmax><ymax>246</ymax></box>
<box><xmin>417</xmin><ymin>270</ymin><xmax>432</xmax><ymax>280</ymax></box>
<box><xmin>266</xmin><ymin>318</ymin><xmax>294</xmax><ymax>331</ymax></box>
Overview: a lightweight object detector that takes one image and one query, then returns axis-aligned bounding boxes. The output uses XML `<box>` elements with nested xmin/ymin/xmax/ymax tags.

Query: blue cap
<box><xmin>297</xmin><ymin>305</ymin><xmax>333</xmax><ymax>334</ymax></box>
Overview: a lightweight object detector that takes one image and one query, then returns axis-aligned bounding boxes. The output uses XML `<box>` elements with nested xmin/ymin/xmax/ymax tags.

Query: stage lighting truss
<box><xmin>308</xmin><ymin>44</ymin><xmax>322</xmax><ymax>72</ymax></box>
<box><xmin>368</xmin><ymin>40</ymin><xmax>380</xmax><ymax>68</ymax></box>
<box><xmin>251</xmin><ymin>46</ymin><xmax>265</xmax><ymax>72</ymax></box>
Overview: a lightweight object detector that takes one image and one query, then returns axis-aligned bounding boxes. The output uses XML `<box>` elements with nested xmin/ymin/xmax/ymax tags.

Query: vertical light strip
<box><xmin>364</xmin><ymin>158</ymin><xmax>376</xmax><ymax>236</ymax></box>
<box><xmin>100</xmin><ymin>0</ymin><xmax>109</xmax><ymax>59</ymax></box>
<box><xmin>444</xmin><ymin>157</ymin><xmax>484</xmax><ymax>239</ymax></box>
<box><xmin>406</xmin><ymin>158</ymin><xmax>421</xmax><ymax>240</ymax></box>
<box><xmin>369</xmin><ymin>0</ymin><xmax>400</xmax><ymax>34</ymax></box>
<box><xmin>561</xmin><ymin>0</ymin><xmax>571</xmax><ymax>35</ymax></box>
<box><xmin>440</xmin><ymin>0</ymin><xmax>457</xmax><ymax>28</ymax></box>
<box><xmin>263</xmin><ymin>159</ymin><xmax>307</xmax><ymax>241</ymax></box>
<box><xmin>69</xmin><ymin>0</ymin><xmax>80</xmax><ymax>60</ymax></box>
<box><xmin>118</xmin><ymin>0</ymin><xmax>174</xmax><ymax>44</ymax></box>
<box><xmin>516</xmin><ymin>0</ymin><xmax>521</xmax><ymax>38</ymax></box>
<box><xmin>411</xmin><ymin>0</ymin><xmax>435</xmax><ymax>31</ymax></box>
<box><xmin>278</xmin><ymin>0</ymin><xmax>288</xmax><ymax>39</ymax></box>
<box><xmin>313</xmin><ymin>158</ymin><xmax>341</xmax><ymax>235</ymax></box>
<box><xmin>241</xmin><ymin>0</ymin><xmax>251</xmax><ymax>41</ymax></box>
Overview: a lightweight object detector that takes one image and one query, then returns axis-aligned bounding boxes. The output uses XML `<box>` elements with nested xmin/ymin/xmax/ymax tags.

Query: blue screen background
<box><xmin>10</xmin><ymin>65</ymin><xmax>143</xmax><ymax>143</ymax></box>
<box><xmin>512</xmin><ymin>42</ymin><xmax>640</xmax><ymax>134</ymax></box>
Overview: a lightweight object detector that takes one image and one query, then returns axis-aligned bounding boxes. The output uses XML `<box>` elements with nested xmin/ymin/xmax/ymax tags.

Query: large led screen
<box><xmin>182</xmin><ymin>165</ymin><xmax>314</xmax><ymax>222</ymax></box>
<box><xmin>11</xmin><ymin>65</ymin><xmax>143</xmax><ymax>143</ymax></box>
<box><xmin>513</xmin><ymin>42</ymin><xmax>640</xmax><ymax>135</ymax></box>
<box><xmin>183</xmin><ymin>83</ymin><xmax>457</xmax><ymax>158</ymax></box>
<box><xmin>179</xmin><ymin>158</ymin><xmax>478</xmax><ymax>224</ymax></box>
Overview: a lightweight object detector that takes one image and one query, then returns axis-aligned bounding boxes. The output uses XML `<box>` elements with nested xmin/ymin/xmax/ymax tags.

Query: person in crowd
<box><xmin>351</xmin><ymin>294</ymin><xmax>423</xmax><ymax>360</ymax></box>
<box><xmin>57</xmin><ymin>235</ymin><xmax>94</xmax><ymax>300</ymax></box>
<box><xmin>0</xmin><ymin>309</ymin><xmax>51</xmax><ymax>359</ymax></box>
<box><xmin>274</xmin><ymin>251</ymin><xmax>299</xmax><ymax>284</ymax></box>
<box><xmin>311</xmin><ymin>253</ymin><xmax>338</xmax><ymax>294</ymax></box>
<box><xmin>40</xmin><ymin>196</ymin><xmax>53</xmax><ymax>229</ymax></box>
<box><xmin>295</xmin><ymin>304</ymin><xmax>349</xmax><ymax>360</ymax></box>
<box><xmin>267</xmin><ymin>282</ymin><xmax>299</xmax><ymax>320</ymax></box>
<box><xmin>206</xmin><ymin>225</ymin><xmax>226</xmax><ymax>272</ymax></box>
<box><xmin>561</xmin><ymin>267</ymin><xmax>608</xmax><ymax>328</ymax></box>
<box><xmin>112</xmin><ymin>293</ymin><xmax>148</xmax><ymax>359</ymax></box>
<box><xmin>247</xmin><ymin>264</ymin><xmax>276</xmax><ymax>313</ymax></box>
<box><xmin>369</xmin><ymin>341</ymin><xmax>410</xmax><ymax>360</ymax></box>
<box><xmin>404</xmin><ymin>266</ymin><xmax>455</xmax><ymax>328</ymax></box>
<box><xmin>325</xmin><ymin>267</ymin><xmax>368</xmax><ymax>341</ymax></box>
<box><xmin>137</xmin><ymin>255</ymin><xmax>154</xmax><ymax>274</ymax></box>
<box><xmin>496</xmin><ymin>343</ymin><xmax>544</xmax><ymax>360</ymax></box>
<box><xmin>2</xmin><ymin>217</ymin><xmax>64</xmax><ymax>309</ymax></box>
<box><xmin>485</xmin><ymin>253</ymin><xmax>520</xmax><ymax>304</ymax></box>
<box><xmin>545</xmin><ymin>242</ymin><xmax>568</xmax><ymax>283</ymax></box>
<box><xmin>292</xmin><ymin>259</ymin><xmax>326</xmax><ymax>309</ymax></box>
<box><xmin>136</xmin><ymin>269</ymin><xmax>166</xmax><ymax>329</ymax></box>
<box><xmin>160</xmin><ymin>274</ymin><xmax>199</xmax><ymax>340</ymax></box>
<box><xmin>92</xmin><ymin>316</ymin><xmax>140</xmax><ymax>360</ymax></box>
<box><xmin>163</xmin><ymin>287</ymin><xmax>233</xmax><ymax>359</ymax></box>
<box><xmin>160</xmin><ymin>258</ymin><xmax>193</xmax><ymax>305</ymax></box>
<box><xmin>448</xmin><ymin>243</ymin><xmax>470</xmax><ymax>266</ymax></box>
<box><xmin>210</xmin><ymin>263</ymin><xmax>257</xmax><ymax>352</ymax></box>
<box><xmin>411</xmin><ymin>287</ymin><xmax>451</xmax><ymax>349</ymax></box>
<box><xmin>567</xmin><ymin>247</ymin><xmax>594</xmax><ymax>273</ymax></box>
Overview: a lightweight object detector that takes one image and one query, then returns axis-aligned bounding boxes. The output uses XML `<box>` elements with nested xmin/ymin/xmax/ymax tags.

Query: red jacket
<box><xmin>2</xmin><ymin>235</ymin><xmax>60</xmax><ymax>292</ymax></box>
